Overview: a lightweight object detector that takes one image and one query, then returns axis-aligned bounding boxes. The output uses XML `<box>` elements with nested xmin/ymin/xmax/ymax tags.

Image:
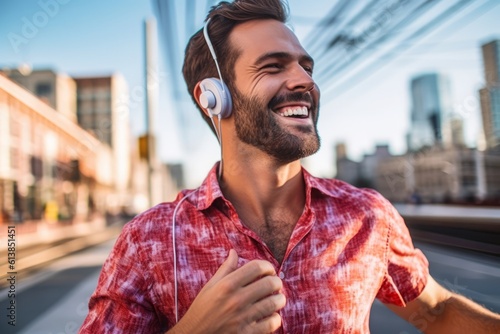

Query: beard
<box><xmin>231</xmin><ymin>87</ymin><xmax>321</xmax><ymax>163</ymax></box>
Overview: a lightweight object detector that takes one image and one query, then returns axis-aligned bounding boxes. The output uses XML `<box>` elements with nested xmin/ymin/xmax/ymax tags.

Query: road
<box><xmin>0</xmin><ymin>238</ymin><xmax>498</xmax><ymax>334</ymax></box>
<box><xmin>369</xmin><ymin>241</ymin><xmax>500</xmax><ymax>333</ymax></box>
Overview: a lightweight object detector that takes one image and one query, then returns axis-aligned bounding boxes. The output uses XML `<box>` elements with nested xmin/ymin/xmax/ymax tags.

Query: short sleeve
<box><xmin>79</xmin><ymin>222</ymin><xmax>165</xmax><ymax>333</ymax></box>
<box><xmin>375</xmin><ymin>198</ymin><xmax>429</xmax><ymax>307</ymax></box>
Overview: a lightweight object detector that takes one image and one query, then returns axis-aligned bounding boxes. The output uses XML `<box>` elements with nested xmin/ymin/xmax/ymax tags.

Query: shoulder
<box><xmin>307</xmin><ymin>174</ymin><xmax>402</xmax><ymax>230</ymax></box>
<box><xmin>309</xmin><ymin>173</ymin><xmax>391</xmax><ymax>209</ymax></box>
<box><xmin>121</xmin><ymin>191</ymin><xmax>198</xmax><ymax>239</ymax></box>
<box><xmin>124</xmin><ymin>202</ymin><xmax>177</xmax><ymax>232</ymax></box>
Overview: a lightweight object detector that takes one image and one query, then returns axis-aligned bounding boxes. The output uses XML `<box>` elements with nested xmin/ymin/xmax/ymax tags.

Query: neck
<box><xmin>219</xmin><ymin>143</ymin><xmax>305</xmax><ymax>231</ymax></box>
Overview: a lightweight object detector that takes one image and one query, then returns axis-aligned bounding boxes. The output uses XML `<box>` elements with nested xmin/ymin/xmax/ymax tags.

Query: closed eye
<box><xmin>261</xmin><ymin>63</ymin><xmax>283</xmax><ymax>71</ymax></box>
<box><xmin>301</xmin><ymin>63</ymin><xmax>314</xmax><ymax>75</ymax></box>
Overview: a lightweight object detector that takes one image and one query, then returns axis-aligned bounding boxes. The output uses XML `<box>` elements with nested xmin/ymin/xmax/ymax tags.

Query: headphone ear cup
<box><xmin>199</xmin><ymin>78</ymin><xmax>232</xmax><ymax>118</ymax></box>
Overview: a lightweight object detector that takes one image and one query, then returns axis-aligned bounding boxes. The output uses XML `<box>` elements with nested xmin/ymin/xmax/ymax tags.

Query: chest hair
<box><xmin>256</xmin><ymin>218</ymin><xmax>296</xmax><ymax>263</ymax></box>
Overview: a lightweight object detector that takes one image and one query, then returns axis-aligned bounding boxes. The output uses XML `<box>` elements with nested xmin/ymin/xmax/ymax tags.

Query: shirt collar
<box><xmin>194</xmin><ymin>162</ymin><xmax>224</xmax><ymax>210</ymax></box>
<box><xmin>194</xmin><ymin>162</ymin><xmax>342</xmax><ymax>211</ymax></box>
<box><xmin>302</xmin><ymin>167</ymin><xmax>342</xmax><ymax>199</ymax></box>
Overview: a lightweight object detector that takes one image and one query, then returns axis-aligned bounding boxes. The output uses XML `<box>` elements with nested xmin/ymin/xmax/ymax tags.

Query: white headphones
<box><xmin>173</xmin><ymin>19</ymin><xmax>233</xmax><ymax>323</ymax></box>
<box><xmin>198</xmin><ymin>17</ymin><xmax>232</xmax><ymax>119</ymax></box>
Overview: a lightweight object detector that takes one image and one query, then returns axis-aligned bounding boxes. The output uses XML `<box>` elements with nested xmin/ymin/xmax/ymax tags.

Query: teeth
<box><xmin>279</xmin><ymin>106</ymin><xmax>308</xmax><ymax>117</ymax></box>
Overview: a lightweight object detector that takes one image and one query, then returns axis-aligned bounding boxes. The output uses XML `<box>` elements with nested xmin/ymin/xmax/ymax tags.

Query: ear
<box><xmin>194</xmin><ymin>81</ymin><xmax>212</xmax><ymax>118</ymax></box>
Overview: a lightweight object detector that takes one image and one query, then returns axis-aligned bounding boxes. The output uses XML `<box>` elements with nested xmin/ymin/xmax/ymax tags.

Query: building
<box><xmin>2</xmin><ymin>68</ymin><xmax>77</xmax><ymax>122</ymax></box>
<box><xmin>166</xmin><ymin>163</ymin><xmax>185</xmax><ymax>190</ymax></box>
<box><xmin>375</xmin><ymin>146</ymin><xmax>500</xmax><ymax>203</ymax></box>
<box><xmin>0</xmin><ymin>74</ymin><xmax>113</xmax><ymax>224</ymax></box>
<box><xmin>334</xmin><ymin>142</ymin><xmax>360</xmax><ymax>186</ymax></box>
<box><xmin>358</xmin><ymin>144</ymin><xmax>392</xmax><ymax>188</ymax></box>
<box><xmin>447</xmin><ymin>116</ymin><xmax>466</xmax><ymax>148</ymax></box>
<box><xmin>407</xmin><ymin>73</ymin><xmax>452</xmax><ymax>151</ymax></box>
<box><xmin>479</xmin><ymin>39</ymin><xmax>500</xmax><ymax>149</ymax></box>
<box><xmin>128</xmin><ymin>140</ymin><xmax>180</xmax><ymax>214</ymax></box>
<box><xmin>483</xmin><ymin>148</ymin><xmax>500</xmax><ymax>200</ymax></box>
<box><xmin>74</xmin><ymin>74</ymin><xmax>131</xmax><ymax>196</ymax></box>
<box><xmin>335</xmin><ymin>143</ymin><xmax>391</xmax><ymax>189</ymax></box>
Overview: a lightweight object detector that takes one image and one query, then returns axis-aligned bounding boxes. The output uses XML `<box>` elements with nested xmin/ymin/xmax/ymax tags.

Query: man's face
<box><xmin>228</xmin><ymin>19</ymin><xmax>321</xmax><ymax>163</ymax></box>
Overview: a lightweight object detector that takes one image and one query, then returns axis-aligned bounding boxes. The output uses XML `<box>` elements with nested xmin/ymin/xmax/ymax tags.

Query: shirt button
<box><xmin>279</xmin><ymin>272</ymin><xmax>285</xmax><ymax>279</ymax></box>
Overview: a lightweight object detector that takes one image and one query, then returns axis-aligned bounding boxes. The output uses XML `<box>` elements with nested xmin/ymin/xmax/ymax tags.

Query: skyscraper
<box><xmin>74</xmin><ymin>74</ymin><xmax>131</xmax><ymax>192</ymax></box>
<box><xmin>407</xmin><ymin>73</ymin><xmax>452</xmax><ymax>151</ymax></box>
<box><xmin>479</xmin><ymin>39</ymin><xmax>500</xmax><ymax>149</ymax></box>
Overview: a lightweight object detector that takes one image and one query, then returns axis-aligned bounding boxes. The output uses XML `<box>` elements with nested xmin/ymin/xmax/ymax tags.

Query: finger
<box><xmin>247</xmin><ymin>293</ymin><xmax>286</xmax><ymax>323</ymax></box>
<box><xmin>208</xmin><ymin>249</ymin><xmax>238</xmax><ymax>284</ymax></box>
<box><xmin>227</xmin><ymin>259</ymin><xmax>277</xmax><ymax>287</ymax></box>
<box><xmin>250</xmin><ymin>312</ymin><xmax>283</xmax><ymax>333</ymax></box>
<box><xmin>240</xmin><ymin>275</ymin><xmax>283</xmax><ymax>304</ymax></box>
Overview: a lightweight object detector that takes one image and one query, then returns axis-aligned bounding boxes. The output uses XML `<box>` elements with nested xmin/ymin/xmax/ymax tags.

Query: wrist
<box><xmin>166</xmin><ymin>316</ymin><xmax>207</xmax><ymax>334</ymax></box>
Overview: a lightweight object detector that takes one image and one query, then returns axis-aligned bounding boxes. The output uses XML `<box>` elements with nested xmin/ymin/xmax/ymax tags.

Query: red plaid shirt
<box><xmin>80</xmin><ymin>164</ymin><xmax>428</xmax><ymax>333</ymax></box>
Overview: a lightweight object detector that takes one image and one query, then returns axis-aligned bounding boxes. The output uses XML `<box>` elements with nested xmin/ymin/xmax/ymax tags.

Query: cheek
<box><xmin>247</xmin><ymin>76</ymin><xmax>283</xmax><ymax>102</ymax></box>
<box><xmin>313</xmin><ymin>84</ymin><xmax>320</xmax><ymax>100</ymax></box>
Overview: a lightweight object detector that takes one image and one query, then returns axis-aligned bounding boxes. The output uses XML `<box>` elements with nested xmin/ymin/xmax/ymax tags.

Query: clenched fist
<box><xmin>167</xmin><ymin>249</ymin><xmax>286</xmax><ymax>334</ymax></box>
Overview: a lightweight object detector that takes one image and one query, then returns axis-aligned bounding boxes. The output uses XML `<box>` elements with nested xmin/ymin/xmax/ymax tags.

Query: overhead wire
<box><xmin>308</xmin><ymin>0</ymin><xmax>383</xmax><ymax>64</ymax></box>
<box><xmin>320</xmin><ymin>0</ymin><xmax>494</xmax><ymax>104</ymax></box>
<box><xmin>304</xmin><ymin>0</ymin><xmax>359</xmax><ymax>55</ymax></box>
<box><xmin>314</xmin><ymin>0</ymin><xmax>439</xmax><ymax>85</ymax></box>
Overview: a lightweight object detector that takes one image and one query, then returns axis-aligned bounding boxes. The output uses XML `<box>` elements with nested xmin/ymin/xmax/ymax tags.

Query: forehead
<box><xmin>229</xmin><ymin>19</ymin><xmax>309</xmax><ymax>65</ymax></box>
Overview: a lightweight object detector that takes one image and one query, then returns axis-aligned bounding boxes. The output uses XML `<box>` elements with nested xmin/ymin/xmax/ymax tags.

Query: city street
<box><xmin>0</xmin><ymin>236</ymin><xmax>499</xmax><ymax>334</ymax></box>
<box><xmin>1</xmin><ymin>1</ymin><xmax>500</xmax><ymax>333</ymax></box>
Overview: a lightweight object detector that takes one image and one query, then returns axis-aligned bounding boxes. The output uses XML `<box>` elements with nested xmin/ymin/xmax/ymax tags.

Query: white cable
<box><xmin>171</xmin><ymin>117</ymin><xmax>222</xmax><ymax>323</ymax></box>
<box><xmin>172</xmin><ymin>190</ymin><xmax>198</xmax><ymax>323</ymax></box>
<box><xmin>217</xmin><ymin>114</ymin><xmax>223</xmax><ymax>180</ymax></box>
<box><xmin>203</xmin><ymin>18</ymin><xmax>227</xmax><ymax>93</ymax></box>
<box><xmin>172</xmin><ymin>17</ymin><xmax>225</xmax><ymax>323</ymax></box>
<box><xmin>204</xmin><ymin>18</ymin><xmax>226</xmax><ymax>181</ymax></box>
<box><xmin>209</xmin><ymin>114</ymin><xmax>221</xmax><ymax>143</ymax></box>
<box><xmin>208</xmin><ymin>114</ymin><xmax>224</xmax><ymax>180</ymax></box>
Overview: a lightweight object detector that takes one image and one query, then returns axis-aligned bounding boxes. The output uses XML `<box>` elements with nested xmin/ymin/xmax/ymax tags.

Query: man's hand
<box><xmin>168</xmin><ymin>249</ymin><xmax>286</xmax><ymax>334</ymax></box>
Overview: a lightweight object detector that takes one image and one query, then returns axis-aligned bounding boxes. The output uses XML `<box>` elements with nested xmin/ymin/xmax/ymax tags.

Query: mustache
<box><xmin>268</xmin><ymin>91</ymin><xmax>314</xmax><ymax>110</ymax></box>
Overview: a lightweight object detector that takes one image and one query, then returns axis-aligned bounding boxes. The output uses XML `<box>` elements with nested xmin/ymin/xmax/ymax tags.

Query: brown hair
<box><xmin>182</xmin><ymin>0</ymin><xmax>289</xmax><ymax>134</ymax></box>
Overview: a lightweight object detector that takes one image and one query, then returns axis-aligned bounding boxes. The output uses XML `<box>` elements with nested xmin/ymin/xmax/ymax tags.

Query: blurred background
<box><xmin>0</xmin><ymin>0</ymin><xmax>499</xmax><ymax>333</ymax></box>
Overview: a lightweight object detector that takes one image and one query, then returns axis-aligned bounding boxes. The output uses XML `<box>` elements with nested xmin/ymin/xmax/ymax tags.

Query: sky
<box><xmin>1</xmin><ymin>0</ymin><xmax>500</xmax><ymax>186</ymax></box>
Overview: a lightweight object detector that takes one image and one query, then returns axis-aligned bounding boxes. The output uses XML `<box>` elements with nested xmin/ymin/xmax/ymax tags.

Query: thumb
<box><xmin>209</xmin><ymin>249</ymin><xmax>238</xmax><ymax>284</ymax></box>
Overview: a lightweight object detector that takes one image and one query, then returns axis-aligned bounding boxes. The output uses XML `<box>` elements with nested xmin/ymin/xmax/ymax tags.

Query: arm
<box><xmin>385</xmin><ymin>275</ymin><xmax>500</xmax><ymax>333</ymax></box>
<box><xmin>167</xmin><ymin>249</ymin><xmax>286</xmax><ymax>334</ymax></box>
<box><xmin>79</xmin><ymin>227</ymin><xmax>164</xmax><ymax>333</ymax></box>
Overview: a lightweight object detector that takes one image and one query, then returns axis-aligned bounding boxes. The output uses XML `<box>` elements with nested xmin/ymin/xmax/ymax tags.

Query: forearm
<box><xmin>165</xmin><ymin>323</ymin><xmax>191</xmax><ymax>334</ymax></box>
<box><xmin>424</xmin><ymin>292</ymin><xmax>500</xmax><ymax>334</ymax></box>
<box><xmin>165</xmin><ymin>318</ymin><xmax>205</xmax><ymax>334</ymax></box>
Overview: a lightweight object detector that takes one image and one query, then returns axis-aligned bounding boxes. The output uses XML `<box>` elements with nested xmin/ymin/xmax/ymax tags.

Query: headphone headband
<box><xmin>199</xmin><ymin>17</ymin><xmax>232</xmax><ymax>119</ymax></box>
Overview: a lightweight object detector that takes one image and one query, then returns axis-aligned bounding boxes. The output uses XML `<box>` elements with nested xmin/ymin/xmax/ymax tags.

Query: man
<box><xmin>80</xmin><ymin>0</ymin><xmax>500</xmax><ymax>333</ymax></box>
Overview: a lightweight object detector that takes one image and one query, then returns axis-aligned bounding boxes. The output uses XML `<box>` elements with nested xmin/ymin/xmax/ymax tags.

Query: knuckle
<box><xmin>249</xmin><ymin>259</ymin><xmax>274</xmax><ymax>274</ymax></box>
<box><xmin>218</xmin><ymin>278</ymin><xmax>238</xmax><ymax>294</ymax></box>
<box><xmin>264</xmin><ymin>296</ymin><xmax>279</xmax><ymax>312</ymax></box>
<box><xmin>262</xmin><ymin>312</ymin><xmax>282</xmax><ymax>332</ymax></box>
<box><xmin>262</xmin><ymin>275</ymin><xmax>282</xmax><ymax>292</ymax></box>
<box><xmin>268</xmin><ymin>293</ymin><xmax>286</xmax><ymax>311</ymax></box>
<box><xmin>271</xmin><ymin>276</ymin><xmax>283</xmax><ymax>290</ymax></box>
<box><xmin>273</xmin><ymin>293</ymin><xmax>286</xmax><ymax>309</ymax></box>
<box><xmin>255</xmin><ymin>294</ymin><xmax>286</xmax><ymax>319</ymax></box>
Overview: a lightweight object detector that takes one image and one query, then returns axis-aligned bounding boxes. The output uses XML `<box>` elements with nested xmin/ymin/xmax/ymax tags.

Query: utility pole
<box><xmin>144</xmin><ymin>17</ymin><xmax>159</xmax><ymax>208</ymax></box>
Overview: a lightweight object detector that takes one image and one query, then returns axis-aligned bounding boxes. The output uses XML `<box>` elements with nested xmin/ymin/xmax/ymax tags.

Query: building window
<box><xmin>35</xmin><ymin>82</ymin><xmax>52</xmax><ymax>98</ymax></box>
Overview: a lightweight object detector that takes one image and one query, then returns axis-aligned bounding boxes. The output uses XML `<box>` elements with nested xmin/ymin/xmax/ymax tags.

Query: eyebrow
<box><xmin>254</xmin><ymin>51</ymin><xmax>314</xmax><ymax>67</ymax></box>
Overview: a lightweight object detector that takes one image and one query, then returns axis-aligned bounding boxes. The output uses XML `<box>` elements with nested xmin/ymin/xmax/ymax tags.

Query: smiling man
<box><xmin>79</xmin><ymin>1</ymin><xmax>500</xmax><ymax>333</ymax></box>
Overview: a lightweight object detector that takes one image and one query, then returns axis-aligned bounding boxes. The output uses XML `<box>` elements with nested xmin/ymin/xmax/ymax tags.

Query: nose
<box><xmin>286</xmin><ymin>64</ymin><xmax>316</xmax><ymax>92</ymax></box>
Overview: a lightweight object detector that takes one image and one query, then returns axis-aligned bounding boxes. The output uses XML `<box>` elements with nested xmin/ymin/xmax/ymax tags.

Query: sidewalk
<box><xmin>0</xmin><ymin>217</ymin><xmax>123</xmax><ymax>284</ymax></box>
